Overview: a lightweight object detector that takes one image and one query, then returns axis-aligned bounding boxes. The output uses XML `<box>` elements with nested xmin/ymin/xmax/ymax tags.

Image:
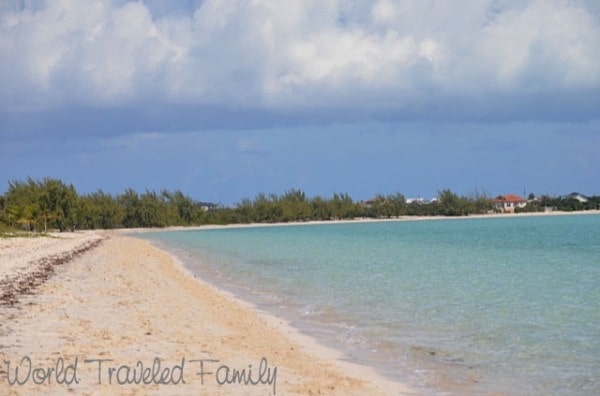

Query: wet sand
<box><xmin>0</xmin><ymin>232</ymin><xmax>415</xmax><ymax>395</ymax></box>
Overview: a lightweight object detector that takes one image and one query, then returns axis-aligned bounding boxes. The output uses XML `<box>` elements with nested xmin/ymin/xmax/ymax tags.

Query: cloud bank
<box><xmin>1</xmin><ymin>0</ymin><xmax>599</xmax><ymax>119</ymax></box>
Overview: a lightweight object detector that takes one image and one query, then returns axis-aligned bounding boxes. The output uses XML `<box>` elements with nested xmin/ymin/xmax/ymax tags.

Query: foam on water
<box><xmin>140</xmin><ymin>214</ymin><xmax>600</xmax><ymax>395</ymax></box>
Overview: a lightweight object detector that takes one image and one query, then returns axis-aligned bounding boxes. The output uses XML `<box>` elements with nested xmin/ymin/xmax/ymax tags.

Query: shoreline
<box><xmin>127</xmin><ymin>209</ymin><xmax>600</xmax><ymax>394</ymax></box>
<box><xmin>0</xmin><ymin>231</ymin><xmax>416</xmax><ymax>394</ymax></box>
<box><xmin>155</xmin><ymin>237</ymin><xmax>416</xmax><ymax>394</ymax></box>
<box><xmin>2</xmin><ymin>211</ymin><xmax>597</xmax><ymax>394</ymax></box>
<box><xmin>122</xmin><ymin>209</ymin><xmax>600</xmax><ymax>234</ymax></box>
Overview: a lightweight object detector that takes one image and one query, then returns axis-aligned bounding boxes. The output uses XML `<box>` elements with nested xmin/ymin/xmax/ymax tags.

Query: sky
<box><xmin>1</xmin><ymin>0</ymin><xmax>599</xmax><ymax>205</ymax></box>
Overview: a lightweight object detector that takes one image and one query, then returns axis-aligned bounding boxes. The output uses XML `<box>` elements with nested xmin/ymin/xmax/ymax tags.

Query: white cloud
<box><xmin>1</xmin><ymin>0</ymin><xmax>598</xmax><ymax>114</ymax></box>
<box><xmin>371</xmin><ymin>0</ymin><xmax>398</xmax><ymax>24</ymax></box>
<box><xmin>475</xmin><ymin>0</ymin><xmax>600</xmax><ymax>91</ymax></box>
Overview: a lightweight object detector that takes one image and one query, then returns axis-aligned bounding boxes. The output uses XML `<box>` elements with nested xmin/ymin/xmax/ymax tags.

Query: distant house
<box><xmin>562</xmin><ymin>192</ymin><xmax>589</xmax><ymax>203</ymax></box>
<box><xmin>360</xmin><ymin>198</ymin><xmax>380</xmax><ymax>209</ymax></box>
<box><xmin>199</xmin><ymin>202</ymin><xmax>218</xmax><ymax>212</ymax></box>
<box><xmin>492</xmin><ymin>194</ymin><xmax>527</xmax><ymax>213</ymax></box>
<box><xmin>406</xmin><ymin>197</ymin><xmax>425</xmax><ymax>204</ymax></box>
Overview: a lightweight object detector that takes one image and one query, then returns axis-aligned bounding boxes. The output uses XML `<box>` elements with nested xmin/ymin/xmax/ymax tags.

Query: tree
<box><xmin>438</xmin><ymin>189</ymin><xmax>468</xmax><ymax>216</ymax></box>
<box><xmin>37</xmin><ymin>178</ymin><xmax>79</xmax><ymax>231</ymax></box>
<box><xmin>2</xmin><ymin>177</ymin><xmax>74</xmax><ymax>231</ymax></box>
<box><xmin>388</xmin><ymin>192</ymin><xmax>407</xmax><ymax>217</ymax></box>
<box><xmin>210</xmin><ymin>207</ymin><xmax>238</xmax><ymax>225</ymax></box>
<box><xmin>365</xmin><ymin>194</ymin><xmax>386</xmax><ymax>218</ymax></box>
<box><xmin>167</xmin><ymin>190</ymin><xmax>195</xmax><ymax>225</ymax></box>
<box><xmin>280</xmin><ymin>189</ymin><xmax>311</xmax><ymax>221</ymax></box>
<box><xmin>252</xmin><ymin>193</ymin><xmax>282</xmax><ymax>222</ymax></box>
<box><xmin>0</xmin><ymin>194</ymin><xmax>5</xmax><ymax>227</ymax></box>
<box><xmin>468</xmin><ymin>190</ymin><xmax>492</xmax><ymax>214</ymax></box>
<box><xmin>330</xmin><ymin>192</ymin><xmax>359</xmax><ymax>219</ymax></box>
<box><xmin>138</xmin><ymin>190</ymin><xmax>168</xmax><ymax>227</ymax></box>
<box><xmin>119</xmin><ymin>188</ymin><xmax>141</xmax><ymax>228</ymax></box>
<box><xmin>310</xmin><ymin>196</ymin><xmax>331</xmax><ymax>220</ymax></box>
<box><xmin>235</xmin><ymin>197</ymin><xmax>254</xmax><ymax>223</ymax></box>
<box><xmin>3</xmin><ymin>178</ymin><xmax>39</xmax><ymax>230</ymax></box>
<box><xmin>78</xmin><ymin>190</ymin><xmax>124</xmax><ymax>229</ymax></box>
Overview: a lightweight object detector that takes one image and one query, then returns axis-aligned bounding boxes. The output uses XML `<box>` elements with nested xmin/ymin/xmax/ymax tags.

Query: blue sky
<box><xmin>1</xmin><ymin>0</ymin><xmax>599</xmax><ymax>205</ymax></box>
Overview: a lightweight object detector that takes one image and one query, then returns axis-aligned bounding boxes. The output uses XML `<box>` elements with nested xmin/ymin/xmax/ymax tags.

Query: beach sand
<box><xmin>0</xmin><ymin>232</ymin><xmax>415</xmax><ymax>395</ymax></box>
<box><xmin>125</xmin><ymin>209</ymin><xmax>600</xmax><ymax>235</ymax></box>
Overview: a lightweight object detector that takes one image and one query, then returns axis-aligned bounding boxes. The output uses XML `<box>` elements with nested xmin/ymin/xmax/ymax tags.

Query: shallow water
<box><xmin>140</xmin><ymin>214</ymin><xmax>600</xmax><ymax>395</ymax></box>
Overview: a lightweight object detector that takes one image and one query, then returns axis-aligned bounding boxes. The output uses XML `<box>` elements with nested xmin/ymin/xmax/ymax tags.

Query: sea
<box><xmin>138</xmin><ymin>214</ymin><xmax>600</xmax><ymax>395</ymax></box>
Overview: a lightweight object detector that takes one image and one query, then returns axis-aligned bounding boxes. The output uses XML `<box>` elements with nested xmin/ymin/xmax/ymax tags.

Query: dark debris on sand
<box><xmin>0</xmin><ymin>237</ymin><xmax>105</xmax><ymax>307</ymax></box>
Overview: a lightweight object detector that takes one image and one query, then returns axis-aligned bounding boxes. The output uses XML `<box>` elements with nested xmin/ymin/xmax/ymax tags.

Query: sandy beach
<box><xmin>2</xmin><ymin>211</ymin><xmax>598</xmax><ymax>394</ymax></box>
<box><xmin>123</xmin><ymin>209</ymin><xmax>600</xmax><ymax>235</ymax></box>
<box><xmin>0</xmin><ymin>231</ymin><xmax>414</xmax><ymax>395</ymax></box>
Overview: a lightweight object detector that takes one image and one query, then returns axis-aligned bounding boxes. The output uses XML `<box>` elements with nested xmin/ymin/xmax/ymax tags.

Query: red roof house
<box><xmin>492</xmin><ymin>194</ymin><xmax>527</xmax><ymax>213</ymax></box>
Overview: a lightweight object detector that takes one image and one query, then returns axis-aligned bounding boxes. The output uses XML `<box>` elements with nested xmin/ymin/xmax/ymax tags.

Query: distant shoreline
<box><xmin>121</xmin><ymin>209</ymin><xmax>600</xmax><ymax>234</ymax></box>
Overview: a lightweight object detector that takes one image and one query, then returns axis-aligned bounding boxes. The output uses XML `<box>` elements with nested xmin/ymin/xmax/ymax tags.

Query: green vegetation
<box><xmin>0</xmin><ymin>177</ymin><xmax>212</xmax><ymax>232</ymax></box>
<box><xmin>0</xmin><ymin>177</ymin><xmax>597</xmax><ymax>233</ymax></box>
<box><xmin>1</xmin><ymin>178</ymin><xmax>78</xmax><ymax>233</ymax></box>
<box><xmin>516</xmin><ymin>195</ymin><xmax>600</xmax><ymax>213</ymax></box>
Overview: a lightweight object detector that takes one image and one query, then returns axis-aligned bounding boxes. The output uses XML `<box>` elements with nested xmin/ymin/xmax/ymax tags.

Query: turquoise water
<box><xmin>139</xmin><ymin>214</ymin><xmax>600</xmax><ymax>395</ymax></box>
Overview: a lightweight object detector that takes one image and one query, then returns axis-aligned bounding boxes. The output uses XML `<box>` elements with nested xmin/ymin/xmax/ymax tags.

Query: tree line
<box><xmin>0</xmin><ymin>178</ymin><xmax>212</xmax><ymax>232</ymax></box>
<box><xmin>0</xmin><ymin>177</ymin><xmax>597</xmax><ymax>232</ymax></box>
<box><xmin>516</xmin><ymin>194</ymin><xmax>600</xmax><ymax>213</ymax></box>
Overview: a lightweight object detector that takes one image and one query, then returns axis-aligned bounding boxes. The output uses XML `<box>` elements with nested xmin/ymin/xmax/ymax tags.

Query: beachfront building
<box><xmin>406</xmin><ymin>197</ymin><xmax>425</xmax><ymax>204</ymax></box>
<box><xmin>492</xmin><ymin>194</ymin><xmax>527</xmax><ymax>213</ymax></box>
<box><xmin>360</xmin><ymin>197</ymin><xmax>382</xmax><ymax>209</ymax></box>
<box><xmin>561</xmin><ymin>192</ymin><xmax>589</xmax><ymax>203</ymax></box>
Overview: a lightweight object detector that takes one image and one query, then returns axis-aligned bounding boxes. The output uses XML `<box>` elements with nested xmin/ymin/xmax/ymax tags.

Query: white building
<box><xmin>492</xmin><ymin>194</ymin><xmax>527</xmax><ymax>213</ymax></box>
<box><xmin>562</xmin><ymin>192</ymin><xmax>589</xmax><ymax>203</ymax></box>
